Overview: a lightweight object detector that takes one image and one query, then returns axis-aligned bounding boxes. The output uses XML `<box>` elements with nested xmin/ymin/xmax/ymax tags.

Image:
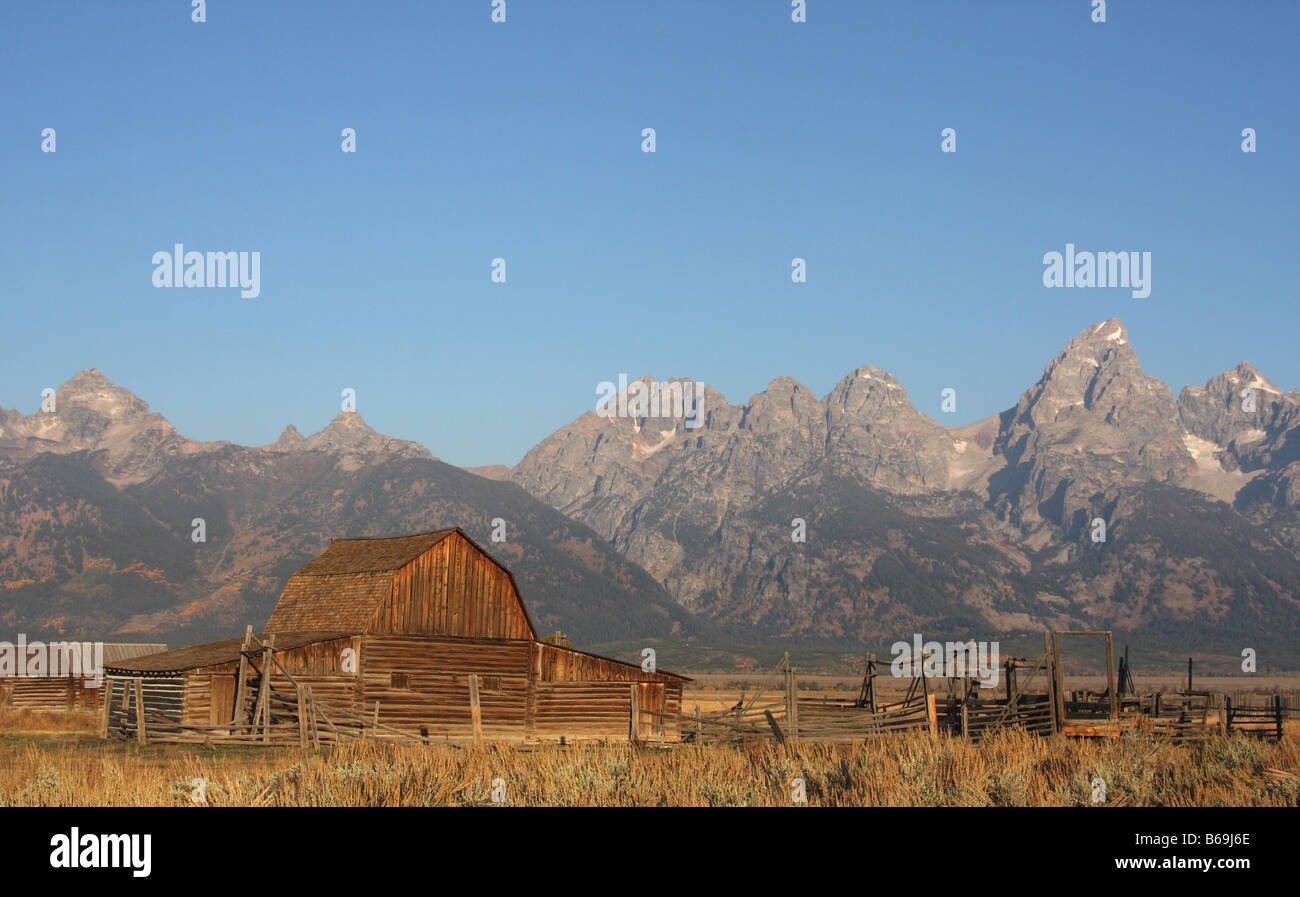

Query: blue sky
<box><xmin>2</xmin><ymin>1</ymin><xmax>1297</xmax><ymax>466</ymax></box>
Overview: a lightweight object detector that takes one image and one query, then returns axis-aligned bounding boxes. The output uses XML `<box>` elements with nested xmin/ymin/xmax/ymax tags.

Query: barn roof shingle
<box><xmin>293</xmin><ymin>529</ymin><xmax>456</xmax><ymax>575</ymax></box>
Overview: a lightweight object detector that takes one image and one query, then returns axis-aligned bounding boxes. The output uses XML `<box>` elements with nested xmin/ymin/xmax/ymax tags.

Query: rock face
<box><xmin>1177</xmin><ymin>363</ymin><xmax>1300</xmax><ymax>508</ymax></box>
<box><xmin>508</xmin><ymin>319</ymin><xmax>1300</xmax><ymax>651</ymax></box>
<box><xmin>988</xmin><ymin>318</ymin><xmax>1195</xmax><ymax>539</ymax></box>
<box><xmin>0</xmin><ymin>372</ymin><xmax>692</xmax><ymax>646</ymax></box>
<box><xmin>0</xmin><ymin>369</ymin><xmax>217</xmax><ymax>484</ymax></box>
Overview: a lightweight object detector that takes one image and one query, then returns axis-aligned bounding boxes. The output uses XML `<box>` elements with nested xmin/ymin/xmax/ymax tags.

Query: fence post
<box><xmin>133</xmin><ymin>678</ymin><xmax>147</xmax><ymax>745</ymax></box>
<box><xmin>784</xmin><ymin>659</ymin><xmax>799</xmax><ymax>743</ymax></box>
<box><xmin>99</xmin><ymin>678</ymin><xmax>112</xmax><ymax>739</ymax></box>
<box><xmin>926</xmin><ymin>693</ymin><xmax>938</xmax><ymax>739</ymax></box>
<box><xmin>259</xmin><ymin>636</ymin><xmax>274</xmax><ymax>745</ymax></box>
<box><xmin>1277</xmin><ymin>695</ymin><xmax>1284</xmax><ymax>742</ymax></box>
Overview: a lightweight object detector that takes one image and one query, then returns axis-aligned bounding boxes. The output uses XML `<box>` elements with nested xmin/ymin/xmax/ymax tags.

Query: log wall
<box><xmin>359</xmin><ymin>635</ymin><xmax>531</xmax><ymax>738</ymax></box>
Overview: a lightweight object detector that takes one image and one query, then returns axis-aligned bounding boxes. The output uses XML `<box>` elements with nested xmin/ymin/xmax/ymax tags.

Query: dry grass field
<box><xmin>0</xmin><ymin>705</ymin><xmax>1297</xmax><ymax>807</ymax></box>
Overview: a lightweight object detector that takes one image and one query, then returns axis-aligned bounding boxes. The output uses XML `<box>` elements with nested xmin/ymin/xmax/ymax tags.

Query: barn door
<box><xmin>209</xmin><ymin>675</ymin><xmax>236</xmax><ymax>727</ymax></box>
<box><xmin>637</xmin><ymin>683</ymin><xmax>665</xmax><ymax>736</ymax></box>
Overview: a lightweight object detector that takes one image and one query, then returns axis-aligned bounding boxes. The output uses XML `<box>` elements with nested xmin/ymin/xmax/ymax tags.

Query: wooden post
<box><xmin>1187</xmin><ymin>657</ymin><xmax>1193</xmax><ymax>693</ymax></box>
<box><xmin>628</xmin><ymin>682</ymin><xmax>639</xmax><ymax>744</ymax></box>
<box><xmin>297</xmin><ymin>684</ymin><xmax>308</xmax><ymax>748</ymax></box>
<box><xmin>1044</xmin><ymin>634</ymin><xmax>1059</xmax><ymax>735</ymax></box>
<box><xmin>468</xmin><ymin>674</ymin><xmax>483</xmax><ymax>744</ymax></box>
<box><xmin>309</xmin><ymin>687</ymin><xmax>320</xmax><ymax>750</ymax></box>
<box><xmin>133</xmin><ymin>678</ymin><xmax>147</xmax><ymax>745</ymax></box>
<box><xmin>787</xmin><ymin>663</ymin><xmax>799</xmax><ymax>742</ymax></box>
<box><xmin>1276</xmin><ymin>695</ymin><xmax>1284</xmax><ymax>742</ymax></box>
<box><xmin>1224</xmin><ymin>696</ymin><xmax>1233</xmax><ymax>735</ymax></box>
<box><xmin>258</xmin><ymin>637</ymin><xmax>274</xmax><ymax>744</ymax></box>
<box><xmin>232</xmin><ymin>626</ymin><xmax>251</xmax><ymax>733</ymax></box>
<box><xmin>926</xmin><ymin>692</ymin><xmax>938</xmax><ymax>739</ymax></box>
<box><xmin>1051</xmin><ymin>632</ymin><xmax>1065</xmax><ymax>730</ymax></box>
<box><xmin>1105</xmin><ymin>632</ymin><xmax>1117</xmax><ymax>721</ymax></box>
<box><xmin>99</xmin><ymin>678</ymin><xmax>112</xmax><ymax>739</ymax></box>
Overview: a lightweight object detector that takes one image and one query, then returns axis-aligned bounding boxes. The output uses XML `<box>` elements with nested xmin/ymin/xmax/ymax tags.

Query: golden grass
<box><xmin>0</xmin><ymin>715</ymin><xmax>1296</xmax><ymax>807</ymax></box>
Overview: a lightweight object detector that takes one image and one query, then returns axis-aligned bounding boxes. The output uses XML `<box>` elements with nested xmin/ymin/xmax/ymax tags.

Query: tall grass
<box><xmin>0</xmin><ymin>726</ymin><xmax>1296</xmax><ymax>806</ymax></box>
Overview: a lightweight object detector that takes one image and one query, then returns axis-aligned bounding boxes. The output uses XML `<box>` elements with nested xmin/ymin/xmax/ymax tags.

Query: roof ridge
<box><xmin>330</xmin><ymin>527</ymin><xmax>459</xmax><ymax>543</ymax></box>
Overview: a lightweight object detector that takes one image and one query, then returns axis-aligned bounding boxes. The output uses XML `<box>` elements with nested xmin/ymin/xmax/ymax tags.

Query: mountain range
<box><xmin>3</xmin><ymin>318</ymin><xmax>1299</xmax><ymax>663</ymax></box>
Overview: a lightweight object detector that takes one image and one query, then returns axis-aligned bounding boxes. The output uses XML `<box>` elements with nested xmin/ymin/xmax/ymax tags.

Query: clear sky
<box><xmin>2</xmin><ymin>1</ymin><xmax>1297</xmax><ymax>466</ymax></box>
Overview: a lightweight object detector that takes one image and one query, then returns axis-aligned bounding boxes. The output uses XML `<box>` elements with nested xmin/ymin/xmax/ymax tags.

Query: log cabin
<box><xmin>102</xmin><ymin>528</ymin><xmax>687</xmax><ymax>744</ymax></box>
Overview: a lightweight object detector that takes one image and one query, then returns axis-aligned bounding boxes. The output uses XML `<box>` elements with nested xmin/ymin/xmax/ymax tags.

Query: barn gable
<box><xmin>266</xmin><ymin>528</ymin><xmax>537</xmax><ymax>641</ymax></box>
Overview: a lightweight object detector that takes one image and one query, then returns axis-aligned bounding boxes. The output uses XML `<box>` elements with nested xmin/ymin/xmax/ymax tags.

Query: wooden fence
<box><xmin>1225</xmin><ymin>696</ymin><xmax>1284</xmax><ymax>742</ymax></box>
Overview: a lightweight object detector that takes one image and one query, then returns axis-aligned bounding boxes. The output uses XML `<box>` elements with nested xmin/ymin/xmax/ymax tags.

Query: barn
<box><xmin>101</xmin><ymin>528</ymin><xmax>688</xmax><ymax>744</ymax></box>
<box><xmin>1</xmin><ymin>643</ymin><xmax>166</xmax><ymax>713</ymax></box>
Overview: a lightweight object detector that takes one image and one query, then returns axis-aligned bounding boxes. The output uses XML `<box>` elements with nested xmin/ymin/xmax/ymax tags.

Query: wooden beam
<box><xmin>99</xmin><ymin>678</ymin><xmax>112</xmax><ymax>739</ymax></box>
<box><xmin>134</xmin><ymin>678</ymin><xmax>147</xmax><ymax>745</ymax></box>
<box><xmin>231</xmin><ymin>625</ymin><xmax>252</xmax><ymax>734</ymax></box>
<box><xmin>628</xmin><ymin>682</ymin><xmax>640</xmax><ymax>744</ymax></box>
<box><xmin>783</xmin><ymin>655</ymin><xmax>799</xmax><ymax>742</ymax></box>
<box><xmin>1105</xmin><ymin>632</ymin><xmax>1117</xmax><ymax>721</ymax></box>
<box><xmin>297</xmin><ymin>684</ymin><xmax>308</xmax><ymax>748</ymax></box>
<box><xmin>763</xmin><ymin>709</ymin><xmax>787</xmax><ymax>744</ymax></box>
<box><xmin>1051</xmin><ymin>632</ymin><xmax>1065</xmax><ymax>729</ymax></box>
<box><xmin>1044</xmin><ymin>634</ymin><xmax>1059</xmax><ymax>734</ymax></box>
<box><xmin>468</xmin><ymin>674</ymin><xmax>483</xmax><ymax>744</ymax></box>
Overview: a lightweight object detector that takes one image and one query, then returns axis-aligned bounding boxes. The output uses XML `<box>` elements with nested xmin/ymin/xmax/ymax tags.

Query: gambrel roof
<box><xmin>265</xmin><ymin>527</ymin><xmax>537</xmax><ymax>640</ymax></box>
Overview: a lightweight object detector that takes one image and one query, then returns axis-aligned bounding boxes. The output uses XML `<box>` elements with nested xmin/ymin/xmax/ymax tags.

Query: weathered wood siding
<box><xmin>359</xmin><ymin>635</ymin><xmax>531</xmax><ymax>737</ymax></box>
<box><xmin>527</xmin><ymin>643</ymin><xmax>683</xmax><ymax>740</ymax></box>
<box><xmin>0</xmin><ymin>677</ymin><xmax>105</xmax><ymax>712</ymax></box>
<box><xmin>375</xmin><ymin>533</ymin><xmax>533</xmax><ymax>640</ymax></box>
<box><xmin>532</xmin><ymin>642</ymin><xmax>681</xmax><ymax>684</ymax></box>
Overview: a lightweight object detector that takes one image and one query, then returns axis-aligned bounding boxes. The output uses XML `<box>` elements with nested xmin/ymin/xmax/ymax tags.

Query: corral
<box><xmin>101</xmin><ymin>528</ymin><xmax>687</xmax><ymax>746</ymax></box>
<box><xmin>675</xmin><ymin>633</ymin><xmax>1289</xmax><ymax>747</ymax></box>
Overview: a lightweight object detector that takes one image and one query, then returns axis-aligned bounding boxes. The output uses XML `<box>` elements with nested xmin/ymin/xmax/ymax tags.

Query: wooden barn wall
<box><xmin>532</xmin><ymin>642</ymin><xmax>681</xmax><ymax>684</ymax></box>
<box><xmin>0</xmin><ymin>677</ymin><xmax>106</xmax><ymax>712</ymax></box>
<box><xmin>359</xmin><ymin>635</ymin><xmax>532</xmax><ymax>737</ymax></box>
<box><xmin>376</xmin><ymin>534</ymin><xmax>533</xmax><ymax>640</ymax></box>
<box><xmin>531</xmin><ymin>681</ymin><xmax>630</xmax><ymax>738</ymax></box>
<box><xmin>528</xmin><ymin>643</ymin><xmax>685</xmax><ymax>740</ymax></box>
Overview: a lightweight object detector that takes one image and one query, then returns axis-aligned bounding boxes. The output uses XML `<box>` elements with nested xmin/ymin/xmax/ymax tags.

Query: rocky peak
<box><xmin>301</xmin><ymin>412</ymin><xmax>433</xmax><ymax>460</ymax></box>
<box><xmin>990</xmin><ymin>319</ymin><xmax>1193</xmax><ymax>532</ymax></box>
<box><xmin>266</xmin><ymin>425</ymin><xmax>308</xmax><ymax>452</ymax></box>
<box><xmin>1179</xmin><ymin>362</ymin><xmax>1300</xmax><ymax>476</ymax></box>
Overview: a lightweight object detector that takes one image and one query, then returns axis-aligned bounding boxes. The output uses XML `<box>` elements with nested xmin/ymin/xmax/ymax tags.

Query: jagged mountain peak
<box><xmin>1224</xmin><ymin>361</ymin><xmax>1281</xmax><ymax>395</ymax></box>
<box><xmin>300</xmin><ymin>411</ymin><xmax>433</xmax><ymax>460</ymax></box>
<box><xmin>265</xmin><ymin>424</ymin><xmax>308</xmax><ymax>452</ymax></box>
<box><xmin>56</xmin><ymin>368</ymin><xmax>152</xmax><ymax>417</ymax></box>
